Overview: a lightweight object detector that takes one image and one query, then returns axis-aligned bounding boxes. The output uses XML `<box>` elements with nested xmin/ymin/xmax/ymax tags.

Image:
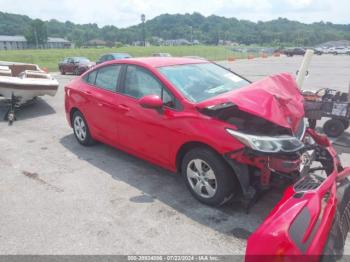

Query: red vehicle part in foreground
<box><xmin>246</xmin><ymin>129</ymin><xmax>350</xmax><ymax>261</ymax></box>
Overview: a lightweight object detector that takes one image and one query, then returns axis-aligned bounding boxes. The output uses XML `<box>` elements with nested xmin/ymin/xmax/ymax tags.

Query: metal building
<box><xmin>46</xmin><ymin>37</ymin><xmax>71</xmax><ymax>49</ymax></box>
<box><xmin>0</xmin><ymin>35</ymin><xmax>27</xmax><ymax>50</ymax></box>
<box><xmin>0</xmin><ymin>35</ymin><xmax>72</xmax><ymax>50</ymax></box>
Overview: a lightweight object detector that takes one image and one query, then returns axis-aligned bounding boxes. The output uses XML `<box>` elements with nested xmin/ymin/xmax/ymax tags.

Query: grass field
<box><xmin>0</xmin><ymin>45</ymin><xmax>248</xmax><ymax>72</ymax></box>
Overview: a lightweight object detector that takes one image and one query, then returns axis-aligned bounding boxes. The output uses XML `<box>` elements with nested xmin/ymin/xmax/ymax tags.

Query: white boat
<box><xmin>0</xmin><ymin>61</ymin><xmax>59</xmax><ymax>104</ymax></box>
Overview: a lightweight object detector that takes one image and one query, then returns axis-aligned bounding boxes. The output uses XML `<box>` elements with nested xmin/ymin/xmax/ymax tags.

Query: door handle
<box><xmin>117</xmin><ymin>104</ymin><xmax>130</xmax><ymax>112</ymax></box>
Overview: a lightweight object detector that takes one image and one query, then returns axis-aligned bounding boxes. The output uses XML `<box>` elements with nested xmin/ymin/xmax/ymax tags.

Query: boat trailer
<box><xmin>0</xmin><ymin>93</ymin><xmax>35</xmax><ymax>125</ymax></box>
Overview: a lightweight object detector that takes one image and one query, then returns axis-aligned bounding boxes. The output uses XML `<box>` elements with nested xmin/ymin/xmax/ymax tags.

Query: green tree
<box><xmin>25</xmin><ymin>19</ymin><xmax>47</xmax><ymax>48</ymax></box>
<box><xmin>1</xmin><ymin>11</ymin><xmax>350</xmax><ymax>47</ymax></box>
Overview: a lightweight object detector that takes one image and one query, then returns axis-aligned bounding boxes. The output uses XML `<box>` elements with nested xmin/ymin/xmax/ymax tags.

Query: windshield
<box><xmin>158</xmin><ymin>63</ymin><xmax>250</xmax><ymax>102</ymax></box>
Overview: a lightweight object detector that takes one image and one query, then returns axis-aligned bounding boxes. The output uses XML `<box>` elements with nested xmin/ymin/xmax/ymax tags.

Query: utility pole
<box><xmin>141</xmin><ymin>14</ymin><xmax>146</xmax><ymax>47</ymax></box>
<box><xmin>34</xmin><ymin>28</ymin><xmax>39</xmax><ymax>49</ymax></box>
<box><xmin>190</xmin><ymin>26</ymin><xmax>193</xmax><ymax>45</ymax></box>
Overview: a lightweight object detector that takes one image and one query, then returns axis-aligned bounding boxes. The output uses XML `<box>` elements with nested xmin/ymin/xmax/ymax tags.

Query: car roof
<box><xmin>111</xmin><ymin>52</ymin><xmax>130</xmax><ymax>55</ymax></box>
<box><xmin>110</xmin><ymin>57</ymin><xmax>208</xmax><ymax>68</ymax></box>
<box><xmin>71</xmin><ymin>56</ymin><xmax>89</xmax><ymax>60</ymax></box>
<box><xmin>102</xmin><ymin>53</ymin><xmax>130</xmax><ymax>56</ymax></box>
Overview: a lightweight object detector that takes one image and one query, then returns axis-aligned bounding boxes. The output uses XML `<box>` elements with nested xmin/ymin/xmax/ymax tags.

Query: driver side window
<box><xmin>123</xmin><ymin>66</ymin><xmax>162</xmax><ymax>98</ymax></box>
<box><xmin>122</xmin><ymin>65</ymin><xmax>176</xmax><ymax>109</ymax></box>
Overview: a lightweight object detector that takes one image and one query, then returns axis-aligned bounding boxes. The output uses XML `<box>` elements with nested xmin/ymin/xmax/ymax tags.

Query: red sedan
<box><xmin>59</xmin><ymin>57</ymin><xmax>95</xmax><ymax>75</ymax></box>
<box><xmin>65</xmin><ymin>57</ymin><xmax>307</xmax><ymax>206</ymax></box>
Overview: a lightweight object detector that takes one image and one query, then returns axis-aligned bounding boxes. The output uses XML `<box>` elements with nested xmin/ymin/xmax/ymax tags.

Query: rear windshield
<box><xmin>158</xmin><ymin>63</ymin><xmax>250</xmax><ymax>102</ymax></box>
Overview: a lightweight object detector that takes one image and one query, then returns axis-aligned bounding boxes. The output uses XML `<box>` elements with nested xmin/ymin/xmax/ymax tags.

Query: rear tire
<box><xmin>72</xmin><ymin>111</ymin><xmax>95</xmax><ymax>146</ymax></box>
<box><xmin>181</xmin><ymin>147</ymin><xmax>236</xmax><ymax>206</ymax></box>
<box><xmin>60</xmin><ymin>68</ymin><xmax>65</xmax><ymax>75</ymax></box>
<box><xmin>341</xmin><ymin>119</ymin><xmax>349</xmax><ymax>130</ymax></box>
<box><xmin>323</xmin><ymin>119</ymin><xmax>345</xmax><ymax>137</ymax></box>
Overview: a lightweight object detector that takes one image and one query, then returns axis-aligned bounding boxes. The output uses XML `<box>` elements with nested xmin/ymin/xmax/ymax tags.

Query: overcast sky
<box><xmin>0</xmin><ymin>0</ymin><xmax>349</xmax><ymax>27</ymax></box>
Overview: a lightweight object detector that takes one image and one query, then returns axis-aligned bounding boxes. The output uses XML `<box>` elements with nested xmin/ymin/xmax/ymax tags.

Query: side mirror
<box><xmin>139</xmin><ymin>94</ymin><xmax>163</xmax><ymax>109</ymax></box>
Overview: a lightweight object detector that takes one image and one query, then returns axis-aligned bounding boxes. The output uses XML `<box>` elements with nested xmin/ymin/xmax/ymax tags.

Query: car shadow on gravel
<box><xmin>60</xmin><ymin>134</ymin><xmax>283</xmax><ymax>240</ymax></box>
<box><xmin>0</xmin><ymin>97</ymin><xmax>55</xmax><ymax>122</ymax></box>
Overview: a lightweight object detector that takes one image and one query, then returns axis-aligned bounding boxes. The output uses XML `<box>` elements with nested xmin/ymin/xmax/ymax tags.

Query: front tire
<box><xmin>72</xmin><ymin>111</ymin><xmax>95</xmax><ymax>146</ymax></box>
<box><xmin>181</xmin><ymin>147</ymin><xmax>236</xmax><ymax>206</ymax></box>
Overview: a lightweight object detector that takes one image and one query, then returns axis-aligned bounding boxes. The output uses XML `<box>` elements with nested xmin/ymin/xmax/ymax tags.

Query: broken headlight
<box><xmin>226</xmin><ymin>129</ymin><xmax>304</xmax><ymax>153</ymax></box>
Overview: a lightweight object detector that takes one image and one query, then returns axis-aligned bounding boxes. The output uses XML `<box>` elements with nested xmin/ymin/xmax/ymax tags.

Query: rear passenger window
<box><xmin>95</xmin><ymin>65</ymin><xmax>121</xmax><ymax>92</ymax></box>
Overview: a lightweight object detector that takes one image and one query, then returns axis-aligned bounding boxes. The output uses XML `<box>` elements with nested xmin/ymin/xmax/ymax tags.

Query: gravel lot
<box><xmin>0</xmin><ymin>55</ymin><xmax>350</xmax><ymax>255</ymax></box>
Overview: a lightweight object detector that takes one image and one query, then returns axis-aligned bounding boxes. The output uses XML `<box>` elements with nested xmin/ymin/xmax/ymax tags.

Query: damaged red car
<box><xmin>65</xmin><ymin>57</ymin><xmax>305</xmax><ymax>205</ymax></box>
<box><xmin>65</xmin><ymin>57</ymin><xmax>350</xmax><ymax>258</ymax></box>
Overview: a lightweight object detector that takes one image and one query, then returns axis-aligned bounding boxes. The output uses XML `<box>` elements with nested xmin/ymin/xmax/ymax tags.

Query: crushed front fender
<box><xmin>245</xmin><ymin>130</ymin><xmax>350</xmax><ymax>262</ymax></box>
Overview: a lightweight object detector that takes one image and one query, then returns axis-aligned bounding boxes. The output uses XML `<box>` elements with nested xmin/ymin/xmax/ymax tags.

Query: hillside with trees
<box><xmin>0</xmin><ymin>11</ymin><xmax>349</xmax><ymax>47</ymax></box>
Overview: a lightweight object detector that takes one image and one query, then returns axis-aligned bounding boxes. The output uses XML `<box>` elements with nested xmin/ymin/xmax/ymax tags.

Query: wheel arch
<box><xmin>175</xmin><ymin>141</ymin><xmax>222</xmax><ymax>173</ymax></box>
<box><xmin>69</xmin><ymin>107</ymin><xmax>80</xmax><ymax>126</ymax></box>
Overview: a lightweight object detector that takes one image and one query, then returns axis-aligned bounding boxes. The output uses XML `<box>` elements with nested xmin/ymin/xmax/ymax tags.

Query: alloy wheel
<box><xmin>186</xmin><ymin>159</ymin><xmax>217</xmax><ymax>198</ymax></box>
<box><xmin>74</xmin><ymin>116</ymin><xmax>87</xmax><ymax>141</ymax></box>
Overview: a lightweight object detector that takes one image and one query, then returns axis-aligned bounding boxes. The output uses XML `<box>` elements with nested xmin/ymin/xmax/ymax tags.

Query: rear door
<box><xmin>83</xmin><ymin>64</ymin><xmax>122</xmax><ymax>144</ymax></box>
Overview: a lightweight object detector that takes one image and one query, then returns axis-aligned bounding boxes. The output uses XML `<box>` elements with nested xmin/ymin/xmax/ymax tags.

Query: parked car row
<box><xmin>58</xmin><ymin>52</ymin><xmax>176</xmax><ymax>75</ymax></box>
<box><xmin>282</xmin><ymin>47</ymin><xmax>306</xmax><ymax>57</ymax></box>
<box><xmin>319</xmin><ymin>46</ymin><xmax>350</xmax><ymax>55</ymax></box>
<box><xmin>281</xmin><ymin>46</ymin><xmax>350</xmax><ymax>57</ymax></box>
<box><xmin>58</xmin><ymin>53</ymin><xmax>132</xmax><ymax>75</ymax></box>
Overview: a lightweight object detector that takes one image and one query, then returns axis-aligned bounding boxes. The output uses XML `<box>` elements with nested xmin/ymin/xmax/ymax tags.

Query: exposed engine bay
<box><xmin>200</xmin><ymin>102</ymin><xmax>292</xmax><ymax>136</ymax></box>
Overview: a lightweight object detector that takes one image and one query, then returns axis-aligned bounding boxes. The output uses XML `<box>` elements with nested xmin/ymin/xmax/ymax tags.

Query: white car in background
<box><xmin>328</xmin><ymin>46</ymin><xmax>350</xmax><ymax>55</ymax></box>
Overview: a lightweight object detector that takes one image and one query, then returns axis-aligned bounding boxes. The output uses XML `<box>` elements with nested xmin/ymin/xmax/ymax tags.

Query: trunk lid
<box><xmin>196</xmin><ymin>73</ymin><xmax>304</xmax><ymax>132</ymax></box>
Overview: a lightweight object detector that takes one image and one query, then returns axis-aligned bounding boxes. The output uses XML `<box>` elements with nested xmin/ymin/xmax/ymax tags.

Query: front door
<box><xmin>116</xmin><ymin>65</ymin><xmax>178</xmax><ymax>166</ymax></box>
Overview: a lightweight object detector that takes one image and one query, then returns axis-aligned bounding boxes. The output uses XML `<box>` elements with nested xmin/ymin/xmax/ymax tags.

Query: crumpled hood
<box><xmin>196</xmin><ymin>73</ymin><xmax>304</xmax><ymax>132</ymax></box>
